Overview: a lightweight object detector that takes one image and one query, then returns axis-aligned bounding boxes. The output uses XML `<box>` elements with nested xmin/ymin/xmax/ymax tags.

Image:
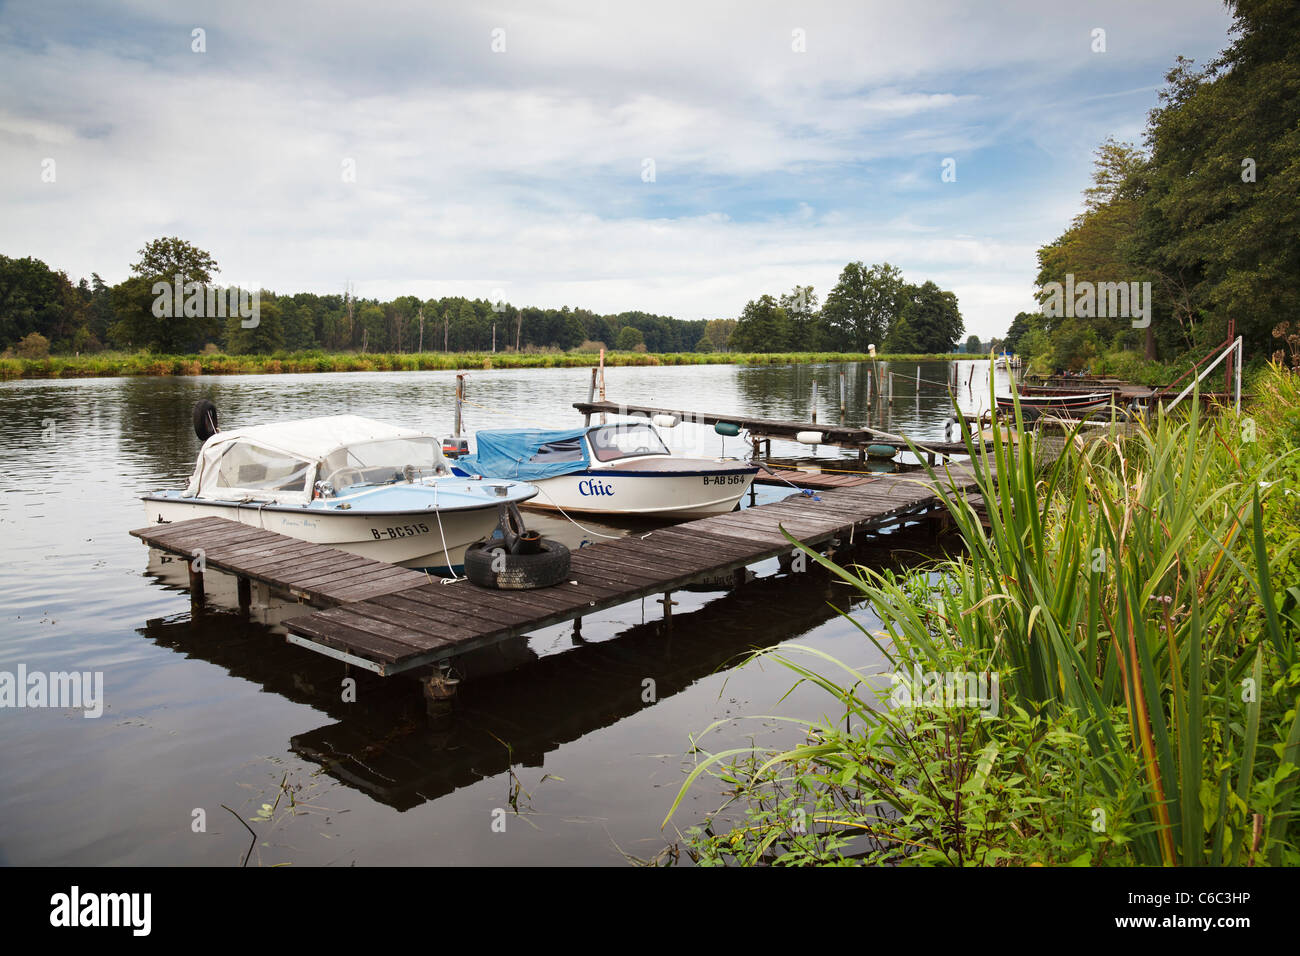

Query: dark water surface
<box><xmin>0</xmin><ymin>360</ymin><xmax>1007</xmax><ymax>865</ymax></box>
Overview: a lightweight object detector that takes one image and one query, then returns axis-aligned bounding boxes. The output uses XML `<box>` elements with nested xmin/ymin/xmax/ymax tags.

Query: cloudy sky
<box><xmin>1</xmin><ymin>0</ymin><xmax>1234</xmax><ymax>337</ymax></box>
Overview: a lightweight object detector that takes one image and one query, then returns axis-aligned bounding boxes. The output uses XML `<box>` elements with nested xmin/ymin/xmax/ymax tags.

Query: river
<box><xmin>0</xmin><ymin>359</ymin><xmax>1010</xmax><ymax>865</ymax></box>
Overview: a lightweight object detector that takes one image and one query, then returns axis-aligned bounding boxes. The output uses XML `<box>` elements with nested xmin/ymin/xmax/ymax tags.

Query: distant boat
<box><xmin>995</xmin><ymin>391</ymin><xmax>1110</xmax><ymax>420</ymax></box>
<box><xmin>454</xmin><ymin>421</ymin><xmax>758</xmax><ymax>518</ymax></box>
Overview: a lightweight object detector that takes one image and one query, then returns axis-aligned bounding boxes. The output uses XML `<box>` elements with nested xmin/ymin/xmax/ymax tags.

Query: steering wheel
<box><xmin>631</xmin><ymin>446</ymin><xmax>654</xmax><ymax>455</ymax></box>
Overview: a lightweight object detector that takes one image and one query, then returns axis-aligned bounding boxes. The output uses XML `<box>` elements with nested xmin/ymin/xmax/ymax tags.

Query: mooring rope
<box><xmin>431</xmin><ymin>481</ymin><xmax>463</xmax><ymax>583</ymax></box>
<box><xmin>529</xmin><ymin>483</ymin><xmax>625</xmax><ymax>540</ymax></box>
<box><xmin>755</xmin><ymin>461</ymin><xmax>820</xmax><ymax>499</ymax></box>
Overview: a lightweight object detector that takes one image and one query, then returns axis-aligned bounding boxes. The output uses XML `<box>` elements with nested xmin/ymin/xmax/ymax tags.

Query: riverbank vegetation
<box><xmin>1005</xmin><ymin>1</ymin><xmax>1299</xmax><ymax>376</ymax></box>
<box><xmin>0</xmin><ymin>348</ymin><xmax>968</xmax><ymax>380</ymax></box>
<box><xmin>666</xmin><ymin>363</ymin><xmax>1300</xmax><ymax>866</ymax></box>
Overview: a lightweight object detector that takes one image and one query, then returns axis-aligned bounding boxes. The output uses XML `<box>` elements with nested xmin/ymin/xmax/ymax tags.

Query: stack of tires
<box><xmin>464</xmin><ymin>533</ymin><xmax>571</xmax><ymax>590</ymax></box>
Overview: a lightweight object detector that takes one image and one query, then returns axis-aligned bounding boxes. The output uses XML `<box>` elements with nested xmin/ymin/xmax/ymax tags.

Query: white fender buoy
<box><xmin>796</xmin><ymin>430</ymin><xmax>824</xmax><ymax>445</ymax></box>
<box><xmin>652</xmin><ymin>413</ymin><xmax>679</xmax><ymax>428</ymax></box>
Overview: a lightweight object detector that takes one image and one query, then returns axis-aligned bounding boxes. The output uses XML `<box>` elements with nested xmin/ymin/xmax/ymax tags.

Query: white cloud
<box><xmin>0</xmin><ymin>0</ymin><xmax>1235</xmax><ymax>337</ymax></box>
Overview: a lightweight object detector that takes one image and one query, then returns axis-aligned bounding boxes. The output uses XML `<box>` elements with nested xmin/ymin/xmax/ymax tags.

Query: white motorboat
<box><xmin>453</xmin><ymin>421</ymin><xmax>758</xmax><ymax>518</ymax></box>
<box><xmin>142</xmin><ymin>414</ymin><xmax>537</xmax><ymax>572</ymax></box>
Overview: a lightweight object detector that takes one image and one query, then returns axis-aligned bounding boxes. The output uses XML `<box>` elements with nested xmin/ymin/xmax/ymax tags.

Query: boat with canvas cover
<box><xmin>142</xmin><ymin>413</ymin><xmax>537</xmax><ymax>572</ymax></box>
<box><xmin>453</xmin><ymin>421</ymin><xmax>758</xmax><ymax>518</ymax></box>
<box><xmin>995</xmin><ymin>391</ymin><xmax>1111</xmax><ymax>421</ymax></box>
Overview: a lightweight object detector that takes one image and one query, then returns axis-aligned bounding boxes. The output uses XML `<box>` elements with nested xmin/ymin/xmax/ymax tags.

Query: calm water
<box><xmin>0</xmin><ymin>360</ymin><xmax>1007</xmax><ymax>865</ymax></box>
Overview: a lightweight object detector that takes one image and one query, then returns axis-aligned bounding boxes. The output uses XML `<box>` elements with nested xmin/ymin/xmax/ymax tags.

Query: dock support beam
<box><xmin>422</xmin><ymin>669</ymin><xmax>460</xmax><ymax>701</ymax></box>
<box><xmin>188</xmin><ymin>559</ymin><xmax>205</xmax><ymax>609</ymax></box>
<box><xmin>237</xmin><ymin>575</ymin><xmax>251</xmax><ymax>612</ymax></box>
<box><xmin>658</xmin><ymin>591</ymin><xmax>677</xmax><ymax>629</ymax></box>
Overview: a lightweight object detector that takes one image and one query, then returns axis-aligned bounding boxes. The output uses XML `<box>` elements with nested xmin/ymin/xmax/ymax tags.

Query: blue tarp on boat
<box><xmin>456</xmin><ymin>427</ymin><xmax>592</xmax><ymax>481</ymax></box>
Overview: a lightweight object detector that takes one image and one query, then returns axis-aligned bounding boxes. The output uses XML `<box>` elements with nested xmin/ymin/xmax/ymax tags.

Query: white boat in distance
<box><xmin>142</xmin><ymin>415</ymin><xmax>537</xmax><ymax>572</ymax></box>
<box><xmin>454</xmin><ymin>421</ymin><xmax>758</xmax><ymax>518</ymax></box>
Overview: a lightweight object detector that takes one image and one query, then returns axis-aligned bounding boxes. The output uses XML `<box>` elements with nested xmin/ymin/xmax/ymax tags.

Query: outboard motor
<box><xmin>193</xmin><ymin>399</ymin><xmax>220</xmax><ymax>442</ymax></box>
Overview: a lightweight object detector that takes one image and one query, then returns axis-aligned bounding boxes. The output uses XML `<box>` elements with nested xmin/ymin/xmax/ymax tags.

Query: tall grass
<box><xmin>0</xmin><ymin>349</ymin><xmax>969</xmax><ymax>379</ymax></box>
<box><xmin>666</xmin><ymin>365</ymin><xmax>1300</xmax><ymax>865</ymax></box>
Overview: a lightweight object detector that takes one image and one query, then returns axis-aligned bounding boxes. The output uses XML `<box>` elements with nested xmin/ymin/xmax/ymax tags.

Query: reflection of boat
<box><xmin>995</xmin><ymin>392</ymin><xmax>1110</xmax><ymax>421</ymax></box>
<box><xmin>454</xmin><ymin>421</ymin><xmax>758</xmax><ymax>518</ymax></box>
<box><xmin>141</xmin><ymin>415</ymin><xmax>537</xmax><ymax>571</ymax></box>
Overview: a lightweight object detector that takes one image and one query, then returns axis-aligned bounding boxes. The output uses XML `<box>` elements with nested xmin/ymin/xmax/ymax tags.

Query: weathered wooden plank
<box><xmin>587</xmin><ymin>540</ymin><xmax>730</xmax><ymax>574</ymax></box>
<box><xmin>397</xmin><ymin>584</ymin><xmax>561</xmax><ymax>625</ymax></box>
<box><xmin>308</xmin><ymin>606</ymin><xmax>450</xmax><ymax>652</ymax></box>
<box><xmin>567</xmin><ymin>550</ymin><xmax>688</xmax><ymax>584</ymax></box>
<box><xmin>321</xmin><ymin>573</ymin><xmax>433</xmax><ymax>603</ymax></box>
<box><xmin>247</xmin><ymin>549</ymin><xmax>374</xmax><ymax>580</ymax></box>
<box><xmin>369</xmin><ymin>592</ymin><xmax>505</xmax><ymax>639</ymax></box>
<box><xmin>324</xmin><ymin>601</ymin><xmax>461</xmax><ymax>650</ymax></box>
<box><xmin>287</xmin><ymin>561</ymin><xmax>412</xmax><ymax>591</ymax></box>
<box><xmin>286</xmin><ymin>616</ymin><xmax>415</xmax><ymax>663</ymax></box>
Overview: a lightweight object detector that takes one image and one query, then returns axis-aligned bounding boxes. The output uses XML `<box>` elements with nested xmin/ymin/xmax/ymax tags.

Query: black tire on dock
<box><xmin>464</xmin><ymin>538</ymin><xmax>571</xmax><ymax>589</ymax></box>
<box><xmin>193</xmin><ymin>399</ymin><xmax>220</xmax><ymax>442</ymax></box>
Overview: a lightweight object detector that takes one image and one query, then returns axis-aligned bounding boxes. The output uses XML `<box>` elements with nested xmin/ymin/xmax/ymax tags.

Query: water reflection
<box><xmin>0</xmin><ymin>361</ymin><xmax>986</xmax><ymax>864</ymax></box>
<box><xmin>135</xmin><ymin>525</ymin><xmax>951</xmax><ymax>812</ymax></box>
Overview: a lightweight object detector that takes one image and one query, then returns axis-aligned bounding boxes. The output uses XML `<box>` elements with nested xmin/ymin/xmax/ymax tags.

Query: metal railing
<box><xmin>1163</xmin><ymin>336</ymin><xmax>1243</xmax><ymax>414</ymax></box>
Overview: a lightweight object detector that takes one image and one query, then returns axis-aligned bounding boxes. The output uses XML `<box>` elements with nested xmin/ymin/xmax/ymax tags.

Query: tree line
<box><xmin>0</xmin><ymin>240</ymin><xmax>711</xmax><ymax>357</ymax></box>
<box><xmin>728</xmin><ymin>263</ymin><xmax>965</xmax><ymax>354</ymax></box>
<box><xmin>0</xmin><ymin>242</ymin><xmax>967</xmax><ymax>358</ymax></box>
<box><xmin>1004</xmin><ymin>0</ymin><xmax>1298</xmax><ymax>373</ymax></box>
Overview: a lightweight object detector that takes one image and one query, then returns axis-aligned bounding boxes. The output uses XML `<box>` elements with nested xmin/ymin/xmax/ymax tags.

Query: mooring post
<box><xmin>810</xmin><ymin>381</ymin><xmax>818</xmax><ymax>424</ymax></box>
<box><xmin>598</xmin><ymin>348</ymin><xmax>607</xmax><ymax>424</ymax></box>
<box><xmin>585</xmin><ymin>367</ymin><xmax>597</xmax><ymax>426</ymax></box>
<box><xmin>454</xmin><ymin>374</ymin><xmax>465</xmax><ymax>437</ymax></box>
<box><xmin>839</xmin><ymin>370</ymin><xmax>846</xmax><ymax>422</ymax></box>
<box><xmin>236</xmin><ymin>575</ymin><xmax>251</xmax><ymax>612</ymax></box>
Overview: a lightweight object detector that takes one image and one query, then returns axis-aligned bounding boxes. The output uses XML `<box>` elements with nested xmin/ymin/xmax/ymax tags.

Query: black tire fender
<box><xmin>193</xmin><ymin>399</ymin><xmax>220</xmax><ymax>442</ymax></box>
<box><xmin>464</xmin><ymin>538</ymin><xmax>571</xmax><ymax>589</ymax></box>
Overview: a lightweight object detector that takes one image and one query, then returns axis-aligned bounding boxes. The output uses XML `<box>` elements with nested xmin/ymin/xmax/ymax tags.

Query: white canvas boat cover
<box><xmin>183</xmin><ymin>415</ymin><xmax>441</xmax><ymax>503</ymax></box>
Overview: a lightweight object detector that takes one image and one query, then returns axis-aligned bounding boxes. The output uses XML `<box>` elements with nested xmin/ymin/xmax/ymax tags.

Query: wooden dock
<box><xmin>573</xmin><ymin>399</ymin><xmax>973</xmax><ymax>457</ymax></box>
<box><xmin>756</xmin><ymin>467</ymin><xmax>882</xmax><ymax>490</ymax></box>
<box><xmin>130</xmin><ymin>466</ymin><xmax>977</xmax><ymax>678</ymax></box>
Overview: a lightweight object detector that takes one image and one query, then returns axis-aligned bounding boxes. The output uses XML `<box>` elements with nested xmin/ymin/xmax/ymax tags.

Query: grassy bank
<box><xmin>666</xmin><ymin>365</ymin><xmax>1300</xmax><ymax>866</ymax></box>
<box><xmin>0</xmin><ymin>349</ymin><xmax>972</xmax><ymax>379</ymax></box>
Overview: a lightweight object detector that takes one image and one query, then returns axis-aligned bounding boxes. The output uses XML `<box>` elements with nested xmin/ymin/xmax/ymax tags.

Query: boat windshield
<box><xmin>321</xmin><ymin>437</ymin><xmax>447</xmax><ymax>489</ymax></box>
<box><xmin>215</xmin><ymin>442</ymin><xmax>315</xmax><ymax>494</ymax></box>
<box><xmin>587</xmin><ymin>423</ymin><xmax>670</xmax><ymax>463</ymax></box>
